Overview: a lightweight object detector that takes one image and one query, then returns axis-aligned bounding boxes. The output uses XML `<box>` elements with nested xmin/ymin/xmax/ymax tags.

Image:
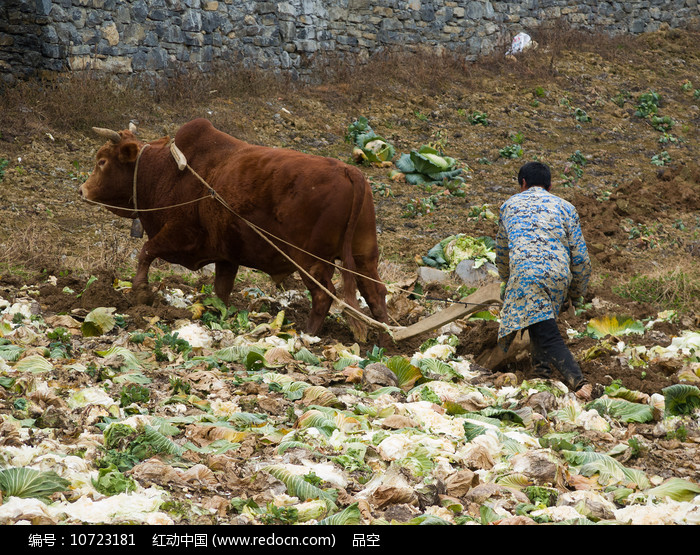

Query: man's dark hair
<box><xmin>518</xmin><ymin>161</ymin><xmax>551</xmax><ymax>190</ymax></box>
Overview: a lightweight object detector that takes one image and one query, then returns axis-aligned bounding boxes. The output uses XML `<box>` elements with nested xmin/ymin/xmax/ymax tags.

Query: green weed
<box><xmin>634</xmin><ymin>90</ymin><xmax>661</xmax><ymax>118</ymax></box>
<box><xmin>371</xmin><ymin>182</ymin><xmax>394</xmax><ymax>197</ymax></box>
<box><xmin>666</xmin><ymin>424</ymin><xmax>688</xmax><ymax>443</ymax></box>
<box><xmin>467</xmin><ymin>111</ymin><xmax>490</xmax><ymax>126</ymax></box>
<box><xmin>611</xmin><ymin>90</ymin><xmax>630</xmax><ymax>107</ymax></box>
<box><xmin>658</xmin><ymin>133</ymin><xmax>683</xmax><ymax>145</ymax></box>
<box><xmin>613</xmin><ymin>269</ymin><xmax>700</xmax><ymax>312</ymax></box>
<box><xmin>650</xmin><ymin>115</ymin><xmax>674</xmax><ymax>132</ymax></box>
<box><xmin>573</xmin><ymin>107</ymin><xmax>591</xmax><ymax>122</ymax></box>
<box><xmin>509</xmin><ymin>131</ymin><xmax>525</xmax><ymax>144</ymax></box>
<box><xmin>498</xmin><ymin>144</ymin><xmax>523</xmax><ymax>159</ymax></box>
<box><xmin>651</xmin><ymin>151</ymin><xmax>671</xmax><ymax>166</ymax></box>
<box><xmin>561</xmin><ymin>150</ymin><xmax>587</xmax><ymax>186</ymax></box>
<box><xmin>403</xmin><ymin>195</ymin><xmax>440</xmax><ymax>218</ymax></box>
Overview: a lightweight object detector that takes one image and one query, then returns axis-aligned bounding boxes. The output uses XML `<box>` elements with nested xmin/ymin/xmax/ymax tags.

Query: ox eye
<box><xmin>98</xmin><ymin>159</ymin><xmax>106</xmax><ymax>167</ymax></box>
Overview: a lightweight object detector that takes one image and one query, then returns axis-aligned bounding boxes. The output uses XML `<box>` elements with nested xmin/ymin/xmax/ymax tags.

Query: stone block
<box><xmin>132</xmin><ymin>1</ymin><xmax>148</xmax><ymax>22</ymax></box>
<box><xmin>416</xmin><ymin>266</ymin><xmax>450</xmax><ymax>284</ymax></box>
<box><xmin>146</xmin><ymin>47</ymin><xmax>168</xmax><ymax>69</ymax></box>
<box><xmin>102</xmin><ymin>22</ymin><xmax>119</xmax><ymax>46</ymax></box>
<box><xmin>36</xmin><ymin>0</ymin><xmax>53</xmax><ymax>16</ymax></box>
<box><xmin>295</xmin><ymin>39</ymin><xmax>318</xmax><ymax>52</ymax></box>
<box><xmin>41</xmin><ymin>43</ymin><xmax>62</xmax><ymax>58</ymax></box>
<box><xmin>454</xmin><ymin>260</ymin><xmax>499</xmax><ymax>287</ymax></box>
<box><xmin>277</xmin><ymin>2</ymin><xmax>296</xmax><ymax>17</ymax></box>
<box><xmin>182</xmin><ymin>9</ymin><xmax>202</xmax><ymax>31</ymax></box>
<box><xmin>279</xmin><ymin>20</ymin><xmax>296</xmax><ymax>41</ymax></box>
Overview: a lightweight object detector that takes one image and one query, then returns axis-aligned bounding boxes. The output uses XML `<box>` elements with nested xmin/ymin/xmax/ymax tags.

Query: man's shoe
<box><xmin>575</xmin><ymin>382</ymin><xmax>592</xmax><ymax>401</ymax></box>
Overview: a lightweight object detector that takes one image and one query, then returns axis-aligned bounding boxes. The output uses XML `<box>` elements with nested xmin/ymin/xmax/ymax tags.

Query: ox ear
<box><xmin>118</xmin><ymin>142</ymin><xmax>139</xmax><ymax>164</ymax></box>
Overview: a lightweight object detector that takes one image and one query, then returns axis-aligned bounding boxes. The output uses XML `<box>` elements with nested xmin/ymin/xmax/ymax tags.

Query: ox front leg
<box><xmin>355</xmin><ymin>254</ymin><xmax>390</xmax><ymax>345</ymax></box>
<box><xmin>132</xmin><ymin>246</ymin><xmax>156</xmax><ymax>305</ymax></box>
<box><xmin>301</xmin><ymin>264</ymin><xmax>336</xmax><ymax>338</ymax></box>
<box><xmin>306</xmin><ymin>288</ymin><xmax>334</xmax><ymax>337</ymax></box>
<box><xmin>355</xmin><ymin>257</ymin><xmax>389</xmax><ymax>324</ymax></box>
<box><xmin>214</xmin><ymin>261</ymin><xmax>238</xmax><ymax>306</ymax></box>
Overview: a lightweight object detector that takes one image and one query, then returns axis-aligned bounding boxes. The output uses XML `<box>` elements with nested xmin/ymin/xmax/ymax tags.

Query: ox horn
<box><xmin>92</xmin><ymin>127</ymin><xmax>121</xmax><ymax>143</ymax></box>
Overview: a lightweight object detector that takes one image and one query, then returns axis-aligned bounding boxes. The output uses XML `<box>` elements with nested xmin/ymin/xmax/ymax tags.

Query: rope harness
<box><xmin>82</xmin><ymin>138</ymin><xmax>502</xmax><ymax>334</ymax></box>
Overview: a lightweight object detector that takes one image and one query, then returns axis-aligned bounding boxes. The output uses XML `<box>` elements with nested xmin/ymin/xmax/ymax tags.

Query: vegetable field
<box><xmin>0</xmin><ymin>28</ymin><xmax>699</xmax><ymax>526</ymax></box>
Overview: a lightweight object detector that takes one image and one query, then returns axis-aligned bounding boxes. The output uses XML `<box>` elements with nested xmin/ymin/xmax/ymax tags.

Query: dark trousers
<box><xmin>528</xmin><ymin>319</ymin><xmax>585</xmax><ymax>390</ymax></box>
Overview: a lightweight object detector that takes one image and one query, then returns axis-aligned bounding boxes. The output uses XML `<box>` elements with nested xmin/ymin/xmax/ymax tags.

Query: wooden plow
<box><xmin>389</xmin><ymin>281</ymin><xmax>502</xmax><ymax>342</ymax></box>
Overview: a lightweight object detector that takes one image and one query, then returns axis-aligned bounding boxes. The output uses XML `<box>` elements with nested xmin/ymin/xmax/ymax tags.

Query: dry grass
<box><xmin>147</xmin><ymin>63</ymin><xmax>294</xmax><ymax>114</ymax></box>
<box><xmin>0</xmin><ymin>219</ymin><xmax>136</xmax><ymax>278</ymax></box>
<box><xmin>1</xmin><ymin>72</ymin><xmax>146</xmax><ymax>135</ymax></box>
<box><xmin>0</xmin><ymin>62</ymin><xmax>295</xmax><ymax>135</ymax></box>
<box><xmin>0</xmin><ymin>224</ymin><xmax>67</xmax><ymax>278</ymax></box>
<box><xmin>305</xmin><ymin>45</ymin><xmax>473</xmax><ymax>100</ymax></box>
<box><xmin>0</xmin><ymin>25</ymin><xmax>666</xmax><ymax>136</ymax></box>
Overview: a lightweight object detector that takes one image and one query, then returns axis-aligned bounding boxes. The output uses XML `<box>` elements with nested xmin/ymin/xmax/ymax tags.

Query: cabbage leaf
<box><xmin>662</xmin><ymin>383</ymin><xmax>700</xmax><ymax>415</ymax></box>
<box><xmin>586</xmin><ymin>315</ymin><xmax>645</xmax><ymax>339</ymax></box>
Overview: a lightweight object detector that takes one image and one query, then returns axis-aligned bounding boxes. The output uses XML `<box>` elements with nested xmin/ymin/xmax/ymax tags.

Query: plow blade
<box><xmin>392</xmin><ymin>282</ymin><xmax>502</xmax><ymax>342</ymax></box>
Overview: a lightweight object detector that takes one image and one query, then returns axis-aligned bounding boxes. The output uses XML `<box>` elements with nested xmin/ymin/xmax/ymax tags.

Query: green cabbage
<box><xmin>410</xmin><ymin>146</ymin><xmax>457</xmax><ymax>174</ymax></box>
<box><xmin>443</xmin><ymin>235</ymin><xmax>496</xmax><ymax>270</ymax></box>
<box><xmin>346</xmin><ymin>116</ymin><xmax>396</xmax><ymax>163</ymax></box>
<box><xmin>396</xmin><ymin>145</ymin><xmax>464</xmax><ymax>191</ymax></box>
<box><xmin>421</xmin><ymin>234</ymin><xmax>496</xmax><ymax>271</ymax></box>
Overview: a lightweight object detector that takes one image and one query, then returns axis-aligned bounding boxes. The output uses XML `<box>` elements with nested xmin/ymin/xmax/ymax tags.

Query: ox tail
<box><xmin>340</xmin><ymin>166</ymin><xmax>369</xmax><ymax>342</ymax></box>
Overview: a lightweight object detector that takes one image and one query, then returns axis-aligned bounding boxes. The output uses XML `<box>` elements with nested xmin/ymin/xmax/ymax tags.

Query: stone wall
<box><xmin>1</xmin><ymin>0</ymin><xmax>699</xmax><ymax>82</ymax></box>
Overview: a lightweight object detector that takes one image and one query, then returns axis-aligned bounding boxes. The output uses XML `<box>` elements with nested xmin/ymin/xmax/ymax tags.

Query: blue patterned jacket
<box><xmin>495</xmin><ymin>186</ymin><xmax>591</xmax><ymax>351</ymax></box>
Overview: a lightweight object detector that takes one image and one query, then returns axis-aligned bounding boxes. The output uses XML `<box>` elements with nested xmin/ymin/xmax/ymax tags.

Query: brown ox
<box><xmin>79</xmin><ymin>118</ymin><xmax>388</xmax><ymax>340</ymax></box>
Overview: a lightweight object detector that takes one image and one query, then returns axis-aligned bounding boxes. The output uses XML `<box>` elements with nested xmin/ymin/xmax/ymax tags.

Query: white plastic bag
<box><xmin>506</xmin><ymin>32</ymin><xmax>533</xmax><ymax>56</ymax></box>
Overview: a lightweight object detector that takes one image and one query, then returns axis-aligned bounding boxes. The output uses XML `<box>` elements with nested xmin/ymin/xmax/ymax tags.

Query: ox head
<box><xmin>79</xmin><ymin>125</ymin><xmax>143</xmax><ymax>216</ymax></box>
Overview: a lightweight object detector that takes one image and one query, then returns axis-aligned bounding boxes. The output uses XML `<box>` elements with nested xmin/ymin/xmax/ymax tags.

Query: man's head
<box><xmin>518</xmin><ymin>161</ymin><xmax>551</xmax><ymax>191</ymax></box>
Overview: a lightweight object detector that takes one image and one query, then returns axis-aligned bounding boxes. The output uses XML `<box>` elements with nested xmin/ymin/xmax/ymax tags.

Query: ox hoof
<box><xmin>376</xmin><ymin>330</ymin><xmax>392</xmax><ymax>348</ymax></box>
<box><xmin>132</xmin><ymin>284</ymin><xmax>155</xmax><ymax>306</ymax></box>
<box><xmin>347</xmin><ymin>317</ymin><xmax>369</xmax><ymax>344</ymax></box>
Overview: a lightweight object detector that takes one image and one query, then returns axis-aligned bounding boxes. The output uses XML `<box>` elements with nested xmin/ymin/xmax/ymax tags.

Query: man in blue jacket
<box><xmin>495</xmin><ymin>161</ymin><xmax>593</xmax><ymax>400</ymax></box>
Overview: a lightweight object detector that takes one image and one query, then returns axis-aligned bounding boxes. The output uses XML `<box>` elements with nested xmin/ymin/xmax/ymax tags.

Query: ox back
<box><xmin>80</xmin><ymin>118</ymin><xmax>388</xmax><ymax>341</ymax></box>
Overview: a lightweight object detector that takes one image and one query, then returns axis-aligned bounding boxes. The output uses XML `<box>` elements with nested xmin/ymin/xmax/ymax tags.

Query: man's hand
<box><xmin>563</xmin><ymin>296</ymin><xmax>585</xmax><ymax>313</ymax></box>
